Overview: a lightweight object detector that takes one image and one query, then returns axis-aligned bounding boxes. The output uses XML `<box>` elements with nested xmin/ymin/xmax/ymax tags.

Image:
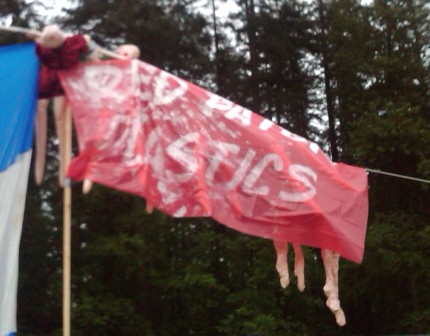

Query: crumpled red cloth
<box><xmin>36</xmin><ymin>34</ymin><xmax>88</xmax><ymax>98</ymax></box>
<box><xmin>59</xmin><ymin>60</ymin><xmax>369</xmax><ymax>263</ymax></box>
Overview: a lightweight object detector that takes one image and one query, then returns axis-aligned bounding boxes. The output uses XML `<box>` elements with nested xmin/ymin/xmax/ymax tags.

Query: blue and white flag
<box><xmin>0</xmin><ymin>42</ymin><xmax>38</xmax><ymax>336</ymax></box>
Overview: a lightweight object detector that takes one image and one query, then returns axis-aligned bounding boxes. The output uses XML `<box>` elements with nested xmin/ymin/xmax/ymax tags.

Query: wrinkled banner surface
<box><xmin>60</xmin><ymin>59</ymin><xmax>368</xmax><ymax>263</ymax></box>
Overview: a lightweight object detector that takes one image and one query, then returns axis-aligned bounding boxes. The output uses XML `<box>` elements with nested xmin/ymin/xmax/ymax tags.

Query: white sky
<box><xmin>28</xmin><ymin>0</ymin><xmax>374</xmax><ymax>21</ymax></box>
<box><xmin>28</xmin><ymin>0</ymin><xmax>240</xmax><ymax>20</ymax></box>
<box><xmin>27</xmin><ymin>0</ymin><xmax>373</xmax><ymax>24</ymax></box>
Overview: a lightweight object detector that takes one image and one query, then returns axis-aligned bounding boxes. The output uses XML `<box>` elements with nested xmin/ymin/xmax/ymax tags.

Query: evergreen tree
<box><xmin>0</xmin><ymin>0</ymin><xmax>39</xmax><ymax>44</ymax></box>
<box><xmin>63</xmin><ymin>0</ymin><xmax>213</xmax><ymax>84</ymax></box>
<box><xmin>330</xmin><ymin>0</ymin><xmax>430</xmax><ymax>333</ymax></box>
<box><xmin>231</xmin><ymin>0</ymin><xmax>317</xmax><ymax>137</ymax></box>
<box><xmin>5</xmin><ymin>0</ymin><xmax>430</xmax><ymax>335</ymax></box>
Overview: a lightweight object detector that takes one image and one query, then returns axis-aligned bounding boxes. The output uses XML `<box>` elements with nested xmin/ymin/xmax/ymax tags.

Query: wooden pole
<box><xmin>62</xmin><ymin>102</ymin><xmax>73</xmax><ymax>336</ymax></box>
<box><xmin>1</xmin><ymin>23</ymin><xmax>123</xmax><ymax>334</ymax></box>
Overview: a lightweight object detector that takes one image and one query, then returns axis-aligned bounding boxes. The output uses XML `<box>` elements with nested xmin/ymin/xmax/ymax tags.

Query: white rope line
<box><xmin>2</xmin><ymin>25</ymin><xmax>430</xmax><ymax>186</ymax></box>
<box><xmin>0</xmin><ymin>25</ymin><xmax>41</xmax><ymax>36</ymax></box>
<box><xmin>0</xmin><ymin>25</ymin><xmax>125</xmax><ymax>59</ymax></box>
<box><xmin>366</xmin><ymin>168</ymin><xmax>430</xmax><ymax>184</ymax></box>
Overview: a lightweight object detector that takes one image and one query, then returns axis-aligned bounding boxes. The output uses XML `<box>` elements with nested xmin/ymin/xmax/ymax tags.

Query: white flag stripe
<box><xmin>0</xmin><ymin>151</ymin><xmax>32</xmax><ymax>336</ymax></box>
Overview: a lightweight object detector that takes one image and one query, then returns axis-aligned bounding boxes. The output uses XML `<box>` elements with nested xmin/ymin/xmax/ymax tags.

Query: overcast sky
<box><xmin>33</xmin><ymin>0</ymin><xmax>373</xmax><ymax>23</ymax></box>
<box><xmin>31</xmin><ymin>0</ymin><xmax>240</xmax><ymax>21</ymax></box>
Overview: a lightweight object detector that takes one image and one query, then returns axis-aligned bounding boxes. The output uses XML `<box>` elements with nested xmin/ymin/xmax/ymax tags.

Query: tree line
<box><xmin>1</xmin><ymin>0</ymin><xmax>429</xmax><ymax>335</ymax></box>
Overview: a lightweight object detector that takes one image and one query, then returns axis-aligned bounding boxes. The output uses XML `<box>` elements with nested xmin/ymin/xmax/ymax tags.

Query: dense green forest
<box><xmin>1</xmin><ymin>0</ymin><xmax>430</xmax><ymax>335</ymax></box>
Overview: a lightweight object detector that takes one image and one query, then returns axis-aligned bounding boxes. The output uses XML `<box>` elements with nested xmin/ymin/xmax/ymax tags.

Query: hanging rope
<box><xmin>0</xmin><ymin>25</ymin><xmax>41</xmax><ymax>36</ymax></box>
<box><xmin>3</xmin><ymin>25</ymin><xmax>430</xmax><ymax>186</ymax></box>
<box><xmin>0</xmin><ymin>24</ymin><xmax>124</xmax><ymax>59</ymax></box>
<box><xmin>366</xmin><ymin>168</ymin><xmax>430</xmax><ymax>184</ymax></box>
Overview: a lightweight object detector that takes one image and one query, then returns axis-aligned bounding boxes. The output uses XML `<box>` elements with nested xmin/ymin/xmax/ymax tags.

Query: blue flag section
<box><xmin>0</xmin><ymin>43</ymin><xmax>38</xmax><ymax>171</ymax></box>
<box><xmin>0</xmin><ymin>42</ymin><xmax>39</xmax><ymax>336</ymax></box>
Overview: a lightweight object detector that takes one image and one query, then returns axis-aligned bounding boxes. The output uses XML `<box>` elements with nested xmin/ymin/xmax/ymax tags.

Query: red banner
<box><xmin>60</xmin><ymin>60</ymin><xmax>368</xmax><ymax>263</ymax></box>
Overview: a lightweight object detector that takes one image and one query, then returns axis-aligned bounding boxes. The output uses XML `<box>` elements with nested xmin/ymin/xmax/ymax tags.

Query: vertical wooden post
<box><xmin>62</xmin><ymin>102</ymin><xmax>72</xmax><ymax>336</ymax></box>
